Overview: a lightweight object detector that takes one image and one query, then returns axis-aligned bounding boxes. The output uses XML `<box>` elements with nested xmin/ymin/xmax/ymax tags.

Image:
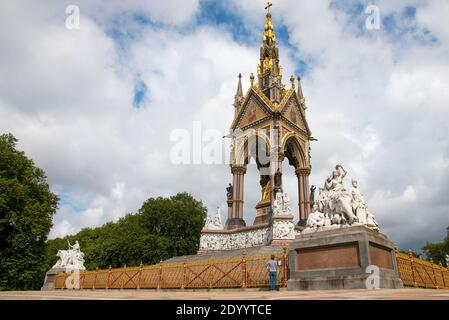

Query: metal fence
<box><xmin>54</xmin><ymin>249</ymin><xmax>289</xmax><ymax>290</ymax></box>
<box><xmin>396</xmin><ymin>251</ymin><xmax>449</xmax><ymax>289</ymax></box>
<box><xmin>54</xmin><ymin>249</ymin><xmax>449</xmax><ymax>290</ymax></box>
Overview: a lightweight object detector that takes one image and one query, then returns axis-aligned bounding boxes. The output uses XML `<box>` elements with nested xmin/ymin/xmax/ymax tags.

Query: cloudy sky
<box><xmin>1</xmin><ymin>0</ymin><xmax>448</xmax><ymax>252</ymax></box>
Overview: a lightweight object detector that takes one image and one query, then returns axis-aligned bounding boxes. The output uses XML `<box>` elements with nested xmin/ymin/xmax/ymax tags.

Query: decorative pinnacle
<box><xmin>290</xmin><ymin>75</ymin><xmax>295</xmax><ymax>88</ymax></box>
<box><xmin>263</xmin><ymin>2</ymin><xmax>276</xmax><ymax>43</ymax></box>
<box><xmin>265</xmin><ymin>2</ymin><xmax>272</xmax><ymax>14</ymax></box>
<box><xmin>250</xmin><ymin>73</ymin><xmax>255</xmax><ymax>86</ymax></box>
<box><xmin>297</xmin><ymin>75</ymin><xmax>304</xmax><ymax>100</ymax></box>
<box><xmin>236</xmin><ymin>73</ymin><xmax>243</xmax><ymax>97</ymax></box>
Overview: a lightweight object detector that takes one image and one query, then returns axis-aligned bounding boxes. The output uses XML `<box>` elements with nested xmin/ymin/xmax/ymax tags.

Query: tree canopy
<box><xmin>0</xmin><ymin>133</ymin><xmax>58</xmax><ymax>290</ymax></box>
<box><xmin>44</xmin><ymin>193</ymin><xmax>207</xmax><ymax>271</ymax></box>
<box><xmin>422</xmin><ymin>227</ymin><xmax>449</xmax><ymax>266</ymax></box>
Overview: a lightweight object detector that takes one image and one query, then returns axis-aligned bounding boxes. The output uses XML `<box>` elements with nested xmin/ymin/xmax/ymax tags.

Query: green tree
<box><xmin>138</xmin><ymin>192</ymin><xmax>207</xmax><ymax>257</ymax></box>
<box><xmin>45</xmin><ymin>192</ymin><xmax>206</xmax><ymax>271</ymax></box>
<box><xmin>422</xmin><ymin>227</ymin><xmax>449</xmax><ymax>266</ymax></box>
<box><xmin>0</xmin><ymin>133</ymin><xmax>58</xmax><ymax>290</ymax></box>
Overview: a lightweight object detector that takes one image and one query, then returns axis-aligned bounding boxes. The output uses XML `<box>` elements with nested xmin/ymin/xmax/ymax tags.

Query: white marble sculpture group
<box><xmin>199</xmin><ymin>164</ymin><xmax>379</xmax><ymax>251</ymax></box>
<box><xmin>272</xmin><ymin>192</ymin><xmax>293</xmax><ymax>217</ymax></box>
<box><xmin>203</xmin><ymin>208</ymin><xmax>224</xmax><ymax>231</ymax></box>
<box><xmin>200</xmin><ymin>228</ymin><xmax>270</xmax><ymax>251</ymax></box>
<box><xmin>200</xmin><ymin>192</ymin><xmax>295</xmax><ymax>251</ymax></box>
<box><xmin>307</xmin><ymin>165</ymin><xmax>379</xmax><ymax>231</ymax></box>
<box><xmin>52</xmin><ymin>240</ymin><xmax>86</xmax><ymax>270</ymax></box>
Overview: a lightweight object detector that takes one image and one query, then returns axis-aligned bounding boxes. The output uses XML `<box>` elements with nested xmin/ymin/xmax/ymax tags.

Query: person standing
<box><xmin>266</xmin><ymin>254</ymin><xmax>278</xmax><ymax>291</ymax></box>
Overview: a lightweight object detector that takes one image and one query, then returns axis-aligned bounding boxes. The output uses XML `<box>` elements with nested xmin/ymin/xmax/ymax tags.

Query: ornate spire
<box><xmin>263</xmin><ymin>2</ymin><xmax>276</xmax><ymax>45</ymax></box>
<box><xmin>233</xmin><ymin>73</ymin><xmax>244</xmax><ymax>108</ymax></box>
<box><xmin>236</xmin><ymin>73</ymin><xmax>243</xmax><ymax>96</ymax></box>
<box><xmin>297</xmin><ymin>76</ymin><xmax>305</xmax><ymax>103</ymax></box>
<box><xmin>258</xmin><ymin>2</ymin><xmax>283</xmax><ymax>104</ymax></box>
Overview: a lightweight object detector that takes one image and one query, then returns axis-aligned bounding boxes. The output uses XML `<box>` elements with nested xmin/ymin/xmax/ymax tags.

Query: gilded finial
<box><xmin>250</xmin><ymin>73</ymin><xmax>255</xmax><ymax>86</ymax></box>
<box><xmin>265</xmin><ymin>2</ymin><xmax>272</xmax><ymax>14</ymax></box>
<box><xmin>263</xmin><ymin>2</ymin><xmax>276</xmax><ymax>44</ymax></box>
<box><xmin>290</xmin><ymin>75</ymin><xmax>295</xmax><ymax>88</ymax></box>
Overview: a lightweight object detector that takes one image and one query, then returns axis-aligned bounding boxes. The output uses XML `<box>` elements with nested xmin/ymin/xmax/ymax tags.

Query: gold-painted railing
<box><xmin>54</xmin><ymin>249</ymin><xmax>289</xmax><ymax>290</ymax></box>
<box><xmin>54</xmin><ymin>249</ymin><xmax>449</xmax><ymax>290</ymax></box>
<box><xmin>396</xmin><ymin>251</ymin><xmax>449</xmax><ymax>289</ymax></box>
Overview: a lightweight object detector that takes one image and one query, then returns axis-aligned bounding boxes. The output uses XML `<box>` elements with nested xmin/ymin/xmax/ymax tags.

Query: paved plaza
<box><xmin>1</xmin><ymin>288</ymin><xmax>449</xmax><ymax>300</ymax></box>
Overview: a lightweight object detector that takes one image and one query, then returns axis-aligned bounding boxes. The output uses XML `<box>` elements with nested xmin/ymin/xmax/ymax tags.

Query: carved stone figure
<box><xmin>309</xmin><ymin>185</ymin><xmax>316</xmax><ymax>209</ymax></box>
<box><xmin>212</xmin><ymin>208</ymin><xmax>223</xmax><ymax>228</ymax></box>
<box><xmin>199</xmin><ymin>227</ymin><xmax>269</xmax><ymax>251</ymax></box>
<box><xmin>203</xmin><ymin>208</ymin><xmax>224</xmax><ymax>231</ymax></box>
<box><xmin>350</xmin><ymin>179</ymin><xmax>379</xmax><ymax>230</ymax></box>
<box><xmin>272</xmin><ymin>192</ymin><xmax>292</xmax><ymax>216</ymax></box>
<box><xmin>226</xmin><ymin>183</ymin><xmax>233</xmax><ymax>201</ymax></box>
<box><xmin>304</xmin><ymin>165</ymin><xmax>381</xmax><ymax>232</ymax></box>
<box><xmin>52</xmin><ymin>240</ymin><xmax>85</xmax><ymax>270</ymax></box>
<box><xmin>204</xmin><ymin>216</ymin><xmax>212</xmax><ymax>228</ymax></box>
<box><xmin>274</xmin><ymin>168</ymin><xmax>282</xmax><ymax>191</ymax></box>
<box><xmin>445</xmin><ymin>254</ymin><xmax>449</xmax><ymax>267</ymax></box>
<box><xmin>272</xmin><ymin>220</ymin><xmax>295</xmax><ymax>239</ymax></box>
<box><xmin>324</xmin><ymin>165</ymin><xmax>357</xmax><ymax>224</ymax></box>
<box><xmin>306</xmin><ymin>204</ymin><xmax>325</xmax><ymax>228</ymax></box>
<box><xmin>350</xmin><ymin>179</ymin><xmax>367</xmax><ymax>224</ymax></box>
<box><xmin>316</xmin><ymin>187</ymin><xmax>329</xmax><ymax>215</ymax></box>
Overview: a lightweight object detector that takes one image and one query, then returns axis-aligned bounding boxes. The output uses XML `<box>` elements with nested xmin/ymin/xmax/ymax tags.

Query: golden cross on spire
<box><xmin>265</xmin><ymin>2</ymin><xmax>272</xmax><ymax>14</ymax></box>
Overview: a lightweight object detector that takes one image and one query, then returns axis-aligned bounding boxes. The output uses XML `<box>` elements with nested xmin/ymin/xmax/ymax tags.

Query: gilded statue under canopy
<box><xmin>263</xmin><ymin>57</ymin><xmax>273</xmax><ymax>73</ymax></box>
<box><xmin>261</xmin><ymin>181</ymin><xmax>271</xmax><ymax>203</ymax></box>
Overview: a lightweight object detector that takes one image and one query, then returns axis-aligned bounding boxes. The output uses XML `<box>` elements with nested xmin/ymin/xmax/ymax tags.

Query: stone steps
<box><xmin>164</xmin><ymin>245</ymin><xmax>285</xmax><ymax>263</ymax></box>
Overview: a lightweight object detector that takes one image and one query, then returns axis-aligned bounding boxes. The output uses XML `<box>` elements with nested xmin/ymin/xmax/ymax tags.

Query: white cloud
<box><xmin>51</xmin><ymin>219</ymin><xmax>76</xmax><ymax>239</ymax></box>
<box><xmin>228</xmin><ymin>0</ymin><xmax>449</xmax><ymax>250</ymax></box>
<box><xmin>1</xmin><ymin>0</ymin><xmax>448</xmax><ymax>252</ymax></box>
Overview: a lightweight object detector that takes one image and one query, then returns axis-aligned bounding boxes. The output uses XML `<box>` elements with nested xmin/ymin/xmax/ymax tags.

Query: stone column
<box><xmin>295</xmin><ymin>168</ymin><xmax>311</xmax><ymax>225</ymax></box>
<box><xmin>226</xmin><ymin>165</ymin><xmax>247</xmax><ymax>229</ymax></box>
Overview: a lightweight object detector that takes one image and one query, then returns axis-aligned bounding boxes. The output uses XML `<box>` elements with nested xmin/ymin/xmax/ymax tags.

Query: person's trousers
<box><xmin>269</xmin><ymin>272</ymin><xmax>277</xmax><ymax>290</ymax></box>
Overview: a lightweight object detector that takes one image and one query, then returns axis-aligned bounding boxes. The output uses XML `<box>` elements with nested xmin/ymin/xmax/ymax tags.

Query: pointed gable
<box><xmin>278</xmin><ymin>90</ymin><xmax>311</xmax><ymax>136</ymax></box>
<box><xmin>230</xmin><ymin>87</ymin><xmax>274</xmax><ymax>130</ymax></box>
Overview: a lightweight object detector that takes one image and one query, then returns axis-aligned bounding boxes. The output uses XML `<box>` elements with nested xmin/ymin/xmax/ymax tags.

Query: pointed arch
<box><xmin>281</xmin><ymin>133</ymin><xmax>308</xmax><ymax>169</ymax></box>
<box><xmin>233</xmin><ymin>130</ymin><xmax>272</xmax><ymax>168</ymax></box>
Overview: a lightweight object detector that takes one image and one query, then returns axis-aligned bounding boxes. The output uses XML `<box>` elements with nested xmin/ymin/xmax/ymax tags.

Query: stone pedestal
<box><xmin>41</xmin><ymin>268</ymin><xmax>65</xmax><ymax>291</ymax></box>
<box><xmin>225</xmin><ymin>218</ymin><xmax>246</xmax><ymax>229</ymax></box>
<box><xmin>271</xmin><ymin>214</ymin><xmax>295</xmax><ymax>246</ymax></box>
<box><xmin>287</xmin><ymin>225</ymin><xmax>403</xmax><ymax>290</ymax></box>
<box><xmin>253</xmin><ymin>202</ymin><xmax>271</xmax><ymax>225</ymax></box>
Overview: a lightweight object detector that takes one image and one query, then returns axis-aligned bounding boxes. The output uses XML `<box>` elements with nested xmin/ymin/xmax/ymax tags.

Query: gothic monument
<box><xmin>200</xmin><ymin>3</ymin><xmax>403</xmax><ymax>290</ymax></box>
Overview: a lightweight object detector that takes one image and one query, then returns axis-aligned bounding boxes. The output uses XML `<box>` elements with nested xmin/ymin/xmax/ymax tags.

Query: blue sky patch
<box><xmin>133</xmin><ymin>77</ymin><xmax>148</xmax><ymax>109</ymax></box>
